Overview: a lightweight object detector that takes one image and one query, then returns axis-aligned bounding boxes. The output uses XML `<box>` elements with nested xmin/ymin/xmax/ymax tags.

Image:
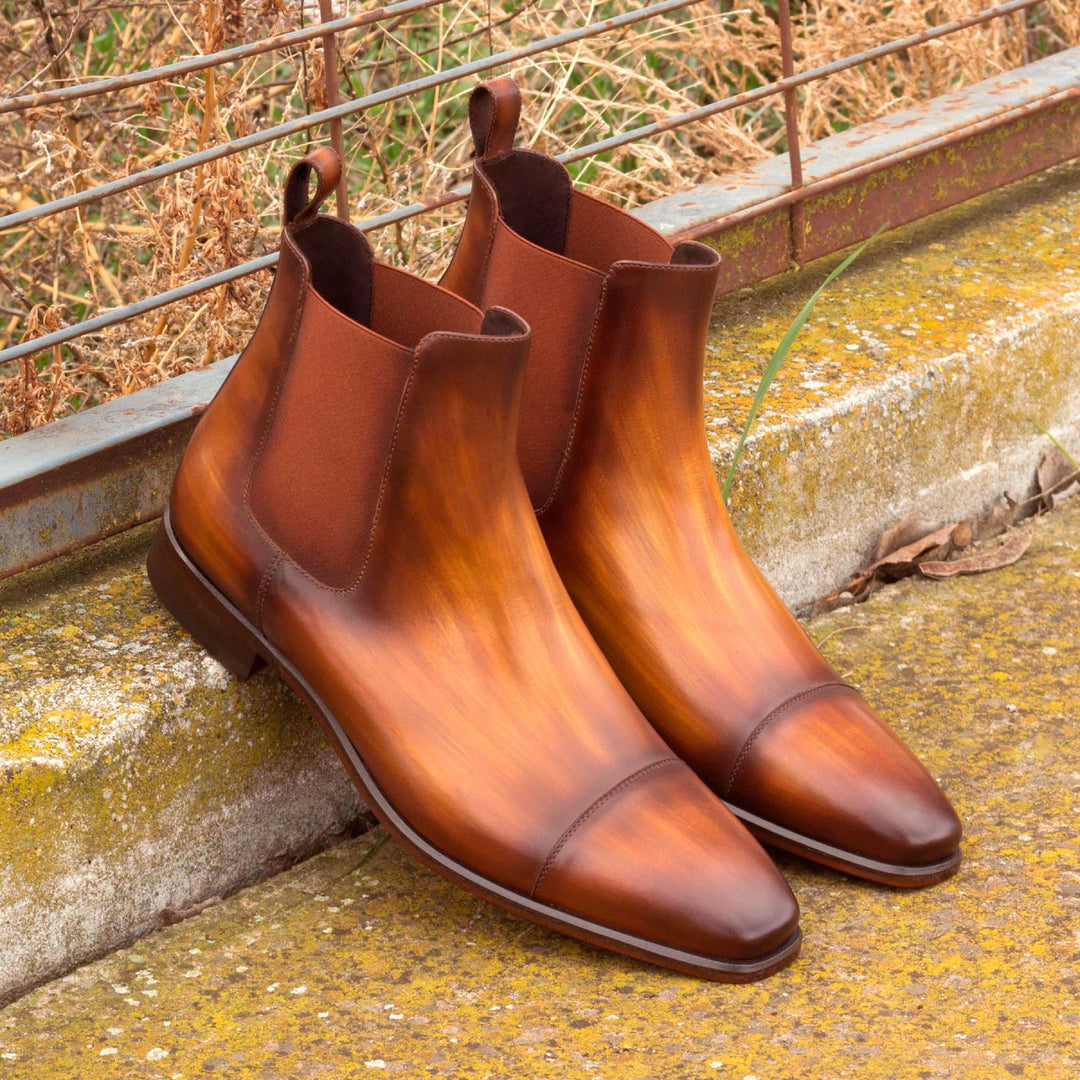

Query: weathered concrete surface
<box><xmin>0</xmin><ymin>359</ymin><xmax>236</xmax><ymax>580</ymax></box>
<box><xmin>2</xmin><ymin>499</ymin><xmax>1077</xmax><ymax>1077</ymax></box>
<box><xmin>703</xmin><ymin>159</ymin><xmax>1080</xmax><ymax>609</ymax></box>
<box><xmin>3</xmin><ymin>154</ymin><xmax>1080</xmax><ymax>1009</ymax></box>
<box><xmin>0</xmin><ymin>526</ymin><xmax>364</xmax><ymax>1004</ymax></box>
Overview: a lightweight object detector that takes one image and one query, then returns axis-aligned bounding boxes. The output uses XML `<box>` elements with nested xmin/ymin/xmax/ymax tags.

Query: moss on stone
<box><xmin>705</xmin><ymin>159</ymin><xmax>1080</xmax><ymax>604</ymax></box>
<box><xmin>0</xmin><ymin>524</ymin><xmax>363</xmax><ymax>1001</ymax></box>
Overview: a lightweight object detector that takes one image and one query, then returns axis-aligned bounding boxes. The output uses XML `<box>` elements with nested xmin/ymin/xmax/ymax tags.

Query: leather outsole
<box><xmin>147</xmin><ymin>508</ymin><xmax>801</xmax><ymax>982</ymax></box>
<box><xmin>724</xmin><ymin>802</ymin><xmax>962</xmax><ymax>888</ymax></box>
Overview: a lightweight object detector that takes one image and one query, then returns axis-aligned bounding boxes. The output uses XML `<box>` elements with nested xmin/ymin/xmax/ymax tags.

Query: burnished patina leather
<box><xmin>443</xmin><ymin>78</ymin><xmax>962</xmax><ymax>886</ymax></box>
<box><xmin>147</xmin><ymin>148</ymin><xmax>801</xmax><ymax>979</ymax></box>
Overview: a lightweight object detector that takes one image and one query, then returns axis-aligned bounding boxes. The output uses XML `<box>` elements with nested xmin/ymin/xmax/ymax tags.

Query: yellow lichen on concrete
<box><xmin>706</xmin><ymin>161</ymin><xmax>1080</xmax><ymax>446</ymax></box>
<box><xmin>705</xmin><ymin>159</ymin><xmax>1080</xmax><ymax>607</ymax></box>
<box><xmin>2</xmin><ymin>500</ymin><xmax>1076</xmax><ymax>1079</ymax></box>
<box><xmin>0</xmin><ymin>525</ymin><xmax>363</xmax><ymax>1001</ymax></box>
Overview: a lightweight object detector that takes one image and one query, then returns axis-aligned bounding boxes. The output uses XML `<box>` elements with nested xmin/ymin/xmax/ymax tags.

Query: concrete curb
<box><xmin>1</xmin><ymin>137</ymin><xmax>1079</xmax><ymax>1007</ymax></box>
<box><xmin>705</xmin><ymin>160</ymin><xmax>1080</xmax><ymax>607</ymax></box>
<box><xmin>0</xmin><ymin>527</ymin><xmax>364</xmax><ymax>1004</ymax></box>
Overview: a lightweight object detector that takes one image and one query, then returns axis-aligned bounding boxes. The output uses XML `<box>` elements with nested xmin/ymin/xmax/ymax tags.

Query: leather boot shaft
<box><xmin>171</xmin><ymin>150</ymin><xmax>523</xmax><ymax>612</ymax></box>
<box><xmin>154</xmin><ymin>145</ymin><xmax>802</xmax><ymax>976</ymax></box>
<box><xmin>443</xmin><ymin>77</ymin><xmax>961</xmax><ymax>886</ymax></box>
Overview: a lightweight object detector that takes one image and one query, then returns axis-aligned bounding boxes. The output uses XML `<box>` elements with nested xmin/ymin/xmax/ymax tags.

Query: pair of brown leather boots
<box><xmin>148</xmin><ymin>78</ymin><xmax>960</xmax><ymax>982</ymax></box>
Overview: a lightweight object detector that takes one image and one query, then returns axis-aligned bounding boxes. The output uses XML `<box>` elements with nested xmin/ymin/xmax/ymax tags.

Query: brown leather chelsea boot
<box><xmin>146</xmin><ymin>147</ymin><xmax>802</xmax><ymax>980</ymax></box>
<box><xmin>442</xmin><ymin>77</ymin><xmax>962</xmax><ymax>887</ymax></box>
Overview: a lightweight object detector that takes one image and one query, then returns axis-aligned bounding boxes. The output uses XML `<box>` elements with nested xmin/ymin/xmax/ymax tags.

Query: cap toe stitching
<box><xmin>530</xmin><ymin>756</ymin><xmax>681</xmax><ymax>898</ymax></box>
<box><xmin>721</xmin><ymin>681</ymin><xmax>854</xmax><ymax>798</ymax></box>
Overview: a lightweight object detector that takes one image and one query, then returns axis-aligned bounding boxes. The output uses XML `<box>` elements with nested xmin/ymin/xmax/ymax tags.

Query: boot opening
<box><xmin>480</xmin><ymin>307</ymin><xmax>529</xmax><ymax>339</ymax></box>
<box><xmin>291</xmin><ymin>216</ymin><xmax>482</xmax><ymax>347</ymax></box>
<box><xmin>482</xmin><ymin>150</ymin><xmax>672</xmax><ymax>274</ymax></box>
<box><xmin>292</xmin><ymin>215</ymin><xmax>374</xmax><ymax>326</ymax></box>
<box><xmin>483</xmin><ymin>150</ymin><xmax>573</xmax><ymax>254</ymax></box>
<box><xmin>672</xmin><ymin>241</ymin><xmax>720</xmax><ymax>268</ymax></box>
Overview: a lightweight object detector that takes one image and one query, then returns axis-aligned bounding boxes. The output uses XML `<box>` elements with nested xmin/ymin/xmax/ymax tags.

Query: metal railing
<box><xmin>3</xmin><ymin>0</ymin><xmax>1080</xmax><ymax>580</ymax></box>
<box><xmin>0</xmin><ymin>0</ymin><xmax>1069</xmax><ymax>370</ymax></box>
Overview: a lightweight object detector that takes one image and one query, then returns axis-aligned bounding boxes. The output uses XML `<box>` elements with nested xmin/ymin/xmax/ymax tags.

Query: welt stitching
<box><xmin>531</xmin><ymin>757</ymin><xmax>680</xmax><ymax>898</ymax></box>
<box><xmin>722</xmin><ymin>682</ymin><xmax>853</xmax><ymax>797</ymax></box>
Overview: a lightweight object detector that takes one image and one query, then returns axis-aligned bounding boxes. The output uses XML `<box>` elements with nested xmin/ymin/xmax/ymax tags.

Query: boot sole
<box><xmin>723</xmin><ymin>803</ymin><xmax>961</xmax><ymax>888</ymax></box>
<box><xmin>147</xmin><ymin>508</ymin><xmax>801</xmax><ymax>982</ymax></box>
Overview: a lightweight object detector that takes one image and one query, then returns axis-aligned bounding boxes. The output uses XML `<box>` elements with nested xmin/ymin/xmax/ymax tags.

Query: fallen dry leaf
<box><xmin>873</xmin><ymin>512</ymin><xmax>933</xmax><ymax>562</ymax></box>
<box><xmin>971</xmin><ymin>494</ymin><xmax>1019</xmax><ymax>542</ymax></box>
<box><xmin>950</xmin><ymin>520</ymin><xmax>973</xmax><ymax>551</ymax></box>
<box><xmin>1036</xmin><ymin>447</ymin><xmax>1080</xmax><ymax>511</ymax></box>
<box><xmin>812</xmin><ymin>453</ymin><xmax>1059</xmax><ymax>619</ymax></box>
<box><xmin>919</xmin><ymin>525</ymin><xmax>1034</xmax><ymax>579</ymax></box>
<box><xmin>864</xmin><ymin>523</ymin><xmax>956</xmax><ymax>578</ymax></box>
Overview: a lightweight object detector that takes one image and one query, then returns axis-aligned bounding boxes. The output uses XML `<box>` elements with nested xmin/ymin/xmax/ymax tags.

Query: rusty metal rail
<box><xmin>0</xmin><ymin>0</ymin><xmax>1058</xmax><ymax>364</ymax></box>
<box><xmin>0</xmin><ymin>0</ymin><xmax>1059</xmax><ymax>368</ymax></box>
<box><xmin>3</xmin><ymin>0</ymin><xmax>1080</xmax><ymax>579</ymax></box>
<box><xmin>0</xmin><ymin>0</ymin><xmax>710</xmax><ymax>236</ymax></box>
<box><xmin>0</xmin><ymin>0</ymin><xmax>453</xmax><ymax>116</ymax></box>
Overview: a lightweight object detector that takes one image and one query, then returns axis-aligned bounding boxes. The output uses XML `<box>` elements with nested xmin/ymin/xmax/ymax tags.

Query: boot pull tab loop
<box><xmin>284</xmin><ymin>146</ymin><xmax>342</xmax><ymax>229</ymax></box>
<box><xmin>469</xmin><ymin>76</ymin><xmax>521</xmax><ymax>161</ymax></box>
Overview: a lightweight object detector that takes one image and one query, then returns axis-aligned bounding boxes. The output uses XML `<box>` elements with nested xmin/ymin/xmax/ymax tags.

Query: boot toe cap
<box><xmin>532</xmin><ymin>759</ymin><xmax>799</xmax><ymax>964</ymax></box>
<box><xmin>727</xmin><ymin>685</ymin><xmax>961</xmax><ymax>869</ymax></box>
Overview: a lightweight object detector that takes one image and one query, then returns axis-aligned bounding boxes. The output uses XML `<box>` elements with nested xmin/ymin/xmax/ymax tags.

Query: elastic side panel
<box><xmin>563</xmin><ymin>189</ymin><xmax>673</xmax><ymax>273</ymax></box>
<box><xmin>249</xmin><ymin>292</ymin><xmax>413</xmax><ymax>589</ymax></box>
<box><xmin>370</xmin><ymin>263</ymin><xmax>482</xmax><ymax>347</ymax></box>
<box><xmin>483</xmin><ymin>220</ymin><xmax>605</xmax><ymax>509</ymax></box>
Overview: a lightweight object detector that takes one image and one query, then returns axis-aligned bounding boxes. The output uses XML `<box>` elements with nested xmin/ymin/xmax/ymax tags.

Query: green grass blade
<box><xmin>1030</xmin><ymin>419</ymin><xmax>1080</xmax><ymax>471</ymax></box>
<box><xmin>722</xmin><ymin>225</ymin><xmax>886</xmax><ymax>504</ymax></box>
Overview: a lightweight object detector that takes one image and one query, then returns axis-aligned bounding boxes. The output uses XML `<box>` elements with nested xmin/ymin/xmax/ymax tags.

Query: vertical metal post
<box><xmin>1015</xmin><ymin>8</ymin><xmax>1031</xmax><ymax>66</ymax></box>
<box><xmin>777</xmin><ymin>0</ymin><xmax>806</xmax><ymax>266</ymax></box>
<box><xmin>318</xmin><ymin>0</ymin><xmax>350</xmax><ymax>221</ymax></box>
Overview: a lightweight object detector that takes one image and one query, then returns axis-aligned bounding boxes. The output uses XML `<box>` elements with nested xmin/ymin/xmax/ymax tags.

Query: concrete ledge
<box><xmin>2</xmin><ymin>499</ymin><xmax>1077</xmax><ymax>1075</ymax></box>
<box><xmin>636</xmin><ymin>47</ymin><xmax>1080</xmax><ymax>293</ymax></box>
<box><xmin>0</xmin><ymin>360</ymin><xmax>235</xmax><ymax>580</ymax></box>
<box><xmin>710</xmin><ymin>158</ymin><xmax>1080</xmax><ymax>608</ymax></box>
<box><xmin>636</xmin><ymin>47</ymin><xmax>1080</xmax><ymax>239</ymax></box>
<box><xmin>2</xmin><ymin>122</ymin><xmax>1079</xmax><ymax>1007</ymax></box>
<box><xmin>0</xmin><ymin>525</ymin><xmax>363</xmax><ymax>1004</ymax></box>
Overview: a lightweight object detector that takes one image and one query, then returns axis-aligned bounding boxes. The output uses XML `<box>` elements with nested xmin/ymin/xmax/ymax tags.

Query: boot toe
<box><xmin>726</xmin><ymin>685</ymin><xmax>961</xmax><ymax>869</ymax></box>
<box><xmin>532</xmin><ymin>759</ymin><xmax>799</xmax><ymax>964</ymax></box>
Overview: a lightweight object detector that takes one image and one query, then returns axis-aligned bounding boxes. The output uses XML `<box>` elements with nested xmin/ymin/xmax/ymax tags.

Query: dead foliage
<box><xmin>1035</xmin><ymin>446</ymin><xmax>1080</xmax><ymax>511</ymax></box>
<box><xmin>807</xmin><ymin>445</ymin><xmax>1077</xmax><ymax>617</ymax></box>
<box><xmin>3</xmin><ymin>1</ymin><xmax>1080</xmax><ymax>434</ymax></box>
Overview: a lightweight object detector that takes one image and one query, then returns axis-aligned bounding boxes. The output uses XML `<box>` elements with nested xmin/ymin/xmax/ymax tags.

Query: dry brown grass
<box><xmin>2</xmin><ymin>0</ymin><xmax>1078</xmax><ymax>436</ymax></box>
